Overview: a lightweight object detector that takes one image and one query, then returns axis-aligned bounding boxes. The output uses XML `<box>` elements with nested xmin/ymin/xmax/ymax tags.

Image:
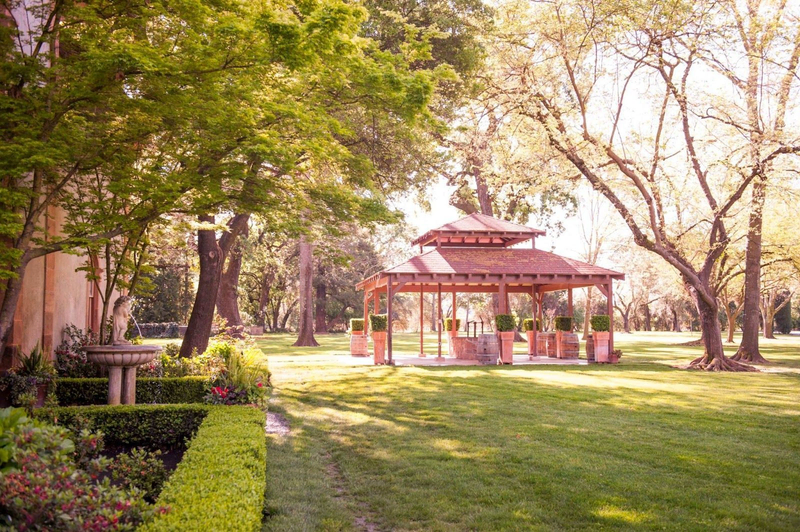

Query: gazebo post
<box><xmin>363</xmin><ymin>291</ymin><xmax>369</xmax><ymax>327</ymax></box>
<box><xmin>531</xmin><ymin>286</ymin><xmax>538</xmax><ymax>356</ymax></box>
<box><xmin>387</xmin><ymin>276</ymin><xmax>393</xmax><ymax>364</ymax></box>
<box><xmin>437</xmin><ymin>283</ymin><xmax>443</xmax><ymax>357</ymax></box>
<box><xmin>536</xmin><ymin>290</ymin><xmax>543</xmax><ymax>336</ymax></box>
<box><xmin>373</xmin><ymin>289</ymin><xmax>379</xmax><ymax>315</ymax></box>
<box><xmin>419</xmin><ymin>284</ymin><xmax>425</xmax><ymax>357</ymax></box>
<box><xmin>607</xmin><ymin>279</ymin><xmax>614</xmax><ymax>353</ymax></box>
<box><xmin>568</xmin><ymin>288</ymin><xmax>573</xmax><ymax>317</ymax></box>
<box><xmin>498</xmin><ymin>282</ymin><xmax>507</xmax><ymax>313</ymax></box>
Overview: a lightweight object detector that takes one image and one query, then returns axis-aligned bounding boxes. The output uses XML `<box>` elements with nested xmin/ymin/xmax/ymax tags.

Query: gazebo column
<box><xmin>387</xmin><ymin>277</ymin><xmax>393</xmax><ymax>364</ymax></box>
<box><xmin>419</xmin><ymin>284</ymin><xmax>425</xmax><ymax>357</ymax></box>
<box><xmin>373</xmin><ymin>289</ymin><xmax>379</xmax><ymax>315</ymax></box>
<box><xmin>498</xmin><ymin>282</ymin><xmax>507</xmax><ymax>313</ymax></box>
<box><xmin>363</xmin><ymin>291</ymin><xmax>369</xmax><ymax>329</ymax></box>
<box><xmin>607</xmin><ymin>280</ymin><xmax>614</xmax><ymax>352</ymax></box>
<box><xmin>568</xmin><ymin>288</ymin><xmax>573</xmax><ymax>317</ymax></box>
<box><xmin>531</xmin><ymin>286</ymin><xmax>538</xmax><ymax>356</ymax></box>
<box><xmin>437</xmin><ymin>283</ymin><xmax>443</xmax><ymax>358</ymax></box>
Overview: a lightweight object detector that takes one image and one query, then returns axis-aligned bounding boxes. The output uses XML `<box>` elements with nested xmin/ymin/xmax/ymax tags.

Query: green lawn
<box><xmin>254</xmin><ymin>331</ymin><xmax>800</xmax><ymax>531</ymax></box>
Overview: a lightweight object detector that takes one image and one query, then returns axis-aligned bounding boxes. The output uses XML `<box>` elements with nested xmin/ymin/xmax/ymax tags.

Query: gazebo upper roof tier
<box><xmin>356</xmin><ymin>247</ymin><xmax>624</xmax><ymax>292</ymax></box>
<box><xmin>411</xmin><ymin>213</ymin><xmax>546</xmax><ymax>248</ymax></box>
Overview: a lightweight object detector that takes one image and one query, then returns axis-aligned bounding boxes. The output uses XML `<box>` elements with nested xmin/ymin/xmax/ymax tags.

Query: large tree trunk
<box><xmin>293</xmin><ymin>238</ymin><xmax>318</xmax><ymax>346</ymax></box>
<box><xmin>621</xmin><ymin>311</ymin><xmax>630</xmax><ymax>333</ymax></box>
<box><xmin>643</xmin><ymin>304</ymin><xmax>652</xmax><ymax>331</ymax></box>
<box><xmin>671</xmin><ymin>308</ymin><xmax>681</xmax><ymax>332</ymax></box>
<box><xmin>180</xmin><ymin>215</ymin><xmax>223</xmax><ymax>357</ymax></box>
<box><xmin>314</xmin><ymin>275</ymin><xmax>328</xmax><ymax>334</ymax></box>
<box><xmin>734</xmin><ymin>175</ymin><xmax>769</xmax><ymax>362</ymax></box>
<box><xmin>726</xmin><ymin>313</ymin><xmax>736</xmax><ymax>343</ymax></box>
<box><xmin>216</xmin><ymin>230</ymin><xmax>246</xmax><ymax>336</ymax></box>
<box><xmin>687</xmin><ymin>287</ymin><xmax>756</xmax><ymax>372</ymax></box>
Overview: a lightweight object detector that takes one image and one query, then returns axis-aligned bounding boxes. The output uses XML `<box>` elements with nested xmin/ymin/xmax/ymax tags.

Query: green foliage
<box><xmin>775</xmin><ymin>292</ymin><xmax>792</xmax><ymax>334</ymax></box>
<box><xmin>38</xmin><ymin>405</ymin><xmax>209</xmax><ymax>449</ymax></box>
<box><xmin>139</xmin><ymin>344</ymin><xmax>223</xmax><ymax>378</ymax></box>
<box><xmin>444</xmin><ymin>318</ymin><xmax>461</xmax><ymax>331</ymax></box>
<box><xmin>56</xmin><ymin>377</ymin><xmax>210</xmax><ymax>406</ymax></box>
<box><xmin>0</xmin><ymin>407</ymin><xmax>28</xmax><ymax>472</ymax></box>
<box><xmin>522</xmin><ymin>318</ymin><xmax>541</xmax><ymax>332</ymax></box>
<box><xmin>113</xmin><ymin>448</ymin><xmax>169</xmax><ymax>503</ymax></box>
<box><xmin>134</xmin><ymin>267</ymin><xmax>194</xmax><ymax>324</ymax></box>
<box><xmin>55</xmin><ymin>324</ymin><xmax>101</xmax><ymax>378</ymax></box>
<box><xmin>590</xmin><ymin>315</ymin><xmax>611</xmax><ymax>332</ymax></box>
<box><xmin>0</xmin><ymin>408</ymin><xmax>161</xmax><ymax>529</ymax></box>
<box><xmin>350</xmin><ymin>318</ymin><xmax>365</xmax><ymax>332</ymax></box>
<box><xmin>205</xmin><ymin>341</ymin><xmax>270</xmax><ymax>406</ymax></box>
<box><xmin>495</xmin><ymin>314</ymin><xmax>515</xmax><ymax>332</ymax></box>
<box><xmin>16</xmin><ymin>343</ymin><xmax>55</xmax><ymax>378</ymax></box>
<box><xmin>370</xmin><ymin>314</ymin><xmax>389</xmax><ymax>332</ymax></box>
<box><xmin>554</xmin><ymin>316</ymin><xmax>573</xmax><ymax>332</ymax></box>
<box><xmin>141</xmin><ymin>407</ymin><xmax>267</xmax><ymax>532</ymax></box>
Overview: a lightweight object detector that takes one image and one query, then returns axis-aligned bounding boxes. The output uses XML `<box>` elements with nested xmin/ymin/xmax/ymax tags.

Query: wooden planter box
<box><xmin>586</xmin><ymin>334</ymin><xmax>595</xmax><ymax>363</ymax></box>
<box><xmin>557</xmin><ymin>332</ymin><xmax>579</xmax><ymax>359</ymax></box>
<box><xmin>498</xmin><ymin>331</ymin><xmax>515</xmax><ymax>364</ymax></box>
<box><xmin>371</xmin><ymin>331</ymin><xmax>386</xmax><ymax>365</ymax></box>
<box><xmin>594</xmin><ymin>331</ymin><xmax>610</xmax><ymax>363</ymax></box>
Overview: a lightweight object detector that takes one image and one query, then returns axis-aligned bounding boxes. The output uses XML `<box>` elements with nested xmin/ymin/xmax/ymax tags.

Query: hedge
<box><xmin>133</xmin><ymin>323</ymin><xmax>181</xmax><ymax>338</ymax></box>
<box><xmin>349</xmin><ymin>318</ymin><xmax>364</xmax><ymax>332</ymax></box>
<box><xmin>554</xmin><ymin>316</ymin><xmax>573</xmax><ymax>332</ymax></box>
<box><xmin>36</xmin><ymin>404</ymin><xmax>209</xmax><ymax>449</ymax></box>
<box><xmin>590</xmin><ymin>315</ymin><xmax>611</xmax><ymax>332</ymax></box>
<box><xmin>443</xmin><ymin>318</ymin><xmax>461</xmax><ymax>331</ymax></box>
<box><xmin>369</xmin><ymin>314</ymin><xmax>388</xmax><ymax>332</ymax></box>
<box><xmin>56</xmin><ymin>377</ymin><xmax>210</xmax><ymax>406</ymax></box>
<box><xmin>522</xmin><ymin>318</ymin><xmax>541</xmax><ymax>332</ymax></box>
<box><xmin>141</xmin><ymin>407</ymin><xmax>266</xmax><ymax>531</ymax></box>
<box><xmin>495</xmin><ymin>314</ymin><xmax>515</xmax><ymax>332</ymax></box>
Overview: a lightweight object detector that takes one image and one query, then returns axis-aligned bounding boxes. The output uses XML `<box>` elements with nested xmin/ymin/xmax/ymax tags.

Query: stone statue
<box><xmin>111</xmin><ymin>296</ymin><xmax>133</xmax><ymax>345</ymax></box>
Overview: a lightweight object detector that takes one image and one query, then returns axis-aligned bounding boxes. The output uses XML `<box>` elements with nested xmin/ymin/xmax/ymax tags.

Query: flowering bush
<box><xmin>55</xmin><ymin>324</ymin><xmax>101</xmax><ymax>378</ymax></box>
<box><xmin>138</xmin><ymin>343</ymin><xmax>225</xmax><ymax>379</ymax></box>
<box><xmin>112</xmin><ymin>448</ymin><xmax>169</xmax><ymax>503</ymax></box>
<box><xmin>0</xmin><ymin>407</ymin><xmax>164</xmax><ymax>530</ymax></box>
<box><xmin>203</xmin><ymin>341</ymin><xmax>270</xmax><ymax>406</ymax></box>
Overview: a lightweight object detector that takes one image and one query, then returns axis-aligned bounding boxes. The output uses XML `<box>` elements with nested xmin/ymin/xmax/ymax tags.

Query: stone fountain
<box><xmin>83</xmin><ymin>296</ymin><xmax>161</xmax><ymax>405</ymax></box>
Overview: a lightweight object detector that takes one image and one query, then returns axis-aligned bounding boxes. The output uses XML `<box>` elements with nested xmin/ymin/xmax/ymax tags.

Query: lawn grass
<box><xmin>258</xmin><ymin>331</ymin><xmax>800</xmax><ymax>531</ymax></box>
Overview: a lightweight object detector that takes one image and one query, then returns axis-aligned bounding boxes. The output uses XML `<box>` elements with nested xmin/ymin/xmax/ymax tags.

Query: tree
<box><xmin>487</xmin><ymin>0</ymin><xmax>800</xmax><ymax>370</ymax></box>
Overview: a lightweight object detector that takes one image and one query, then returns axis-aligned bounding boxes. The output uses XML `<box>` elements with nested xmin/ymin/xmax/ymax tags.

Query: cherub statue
<box><xmin>111</xmin><ymin>296</ymin><xmax>133</xmax><ymax>345</ymax></box>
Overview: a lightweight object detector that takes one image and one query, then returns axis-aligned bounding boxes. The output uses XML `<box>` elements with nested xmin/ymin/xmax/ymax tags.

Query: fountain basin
<box><xmin>84</xmin><ymin>345</ymin><xmax>162</xmax><ymax>405</ymax></box>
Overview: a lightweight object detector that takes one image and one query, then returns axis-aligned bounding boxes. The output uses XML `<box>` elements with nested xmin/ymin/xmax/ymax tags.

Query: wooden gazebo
<box><xmin>356</xmin><ymin>214</ymin><xmax>625</xmax><ymax>363</ymax></box>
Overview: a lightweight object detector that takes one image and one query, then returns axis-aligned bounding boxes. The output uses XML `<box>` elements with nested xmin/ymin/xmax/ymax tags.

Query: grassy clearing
<box><xmin>257</xmin><ymin>332</ymin><xmax>800</xmax><ymax>531</ymax></box>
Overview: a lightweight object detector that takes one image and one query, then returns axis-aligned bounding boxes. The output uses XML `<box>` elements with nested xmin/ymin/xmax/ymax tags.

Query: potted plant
<box><xmin>349</xmin><ymin>318</ymin><xmax>368</xmax><ymax>357</ymax></box>
<box><xmin>522</xmin><ymin>319</ymin><xmax>540</xmax><ymax>357</ymax></box>
<box><xmin>609</xmin><ymin>349</ymin><xmax>622</xmax><ymax>364</ymax></box>
<box><xmin>495</xmin><ymin>314</ymin><xmax>516</xmax><ymax>364</ymax></box>
<box><xmin>0</xmin><ymin>344</ymin><xmax>56</xmax><ymax>409</ymax></box>
<box><xmin>444</xmin><ymin>318</ymin><xmax>461</xmax><ymax>337</ymax></box>
<box><xmin>369</xmin><ymin>314</ymin><xmax>388</xmax><ymax>365</ymax></box>
<box><xmin>591</xmin><ymin>315</ymin><xmax>611</xmax><ymax>363</ymax></box>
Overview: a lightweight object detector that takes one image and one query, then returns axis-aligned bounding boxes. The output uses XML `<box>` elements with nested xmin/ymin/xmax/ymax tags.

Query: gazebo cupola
<box><xmin>411</xmin><ymin>213</ymin><xmax>546</xmax><ymax>250</ymax></box>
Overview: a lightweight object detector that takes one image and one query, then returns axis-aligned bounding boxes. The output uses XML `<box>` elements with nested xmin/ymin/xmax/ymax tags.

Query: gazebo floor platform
<box><xmin>346</xmin><ymin>354</ymin><xmax>588</xmax><ymax>367</ymax></box>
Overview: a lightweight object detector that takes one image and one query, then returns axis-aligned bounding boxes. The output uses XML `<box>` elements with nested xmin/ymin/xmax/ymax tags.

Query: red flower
<box><xmin>257</xmin><ymin>382</ymin><xmax>263</xmax><ymax>388</ymax></box>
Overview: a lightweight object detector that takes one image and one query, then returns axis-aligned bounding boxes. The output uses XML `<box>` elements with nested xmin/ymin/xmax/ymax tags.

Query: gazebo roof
<box><xmin>411</xmin><ymin>213</ymin><xmax>546</xmax><ymax>248</ymax></box>
<box><xmin>357</xmin><ymin>247</ymin><xmax>624</xmax><ymax>293</ymax></box>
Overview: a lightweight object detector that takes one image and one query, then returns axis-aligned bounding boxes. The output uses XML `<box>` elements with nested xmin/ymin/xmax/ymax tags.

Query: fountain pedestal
<box><xmin>84</xmin><ymin>346</ymin><xmax>161</xmax><ymax>405</ymax></box>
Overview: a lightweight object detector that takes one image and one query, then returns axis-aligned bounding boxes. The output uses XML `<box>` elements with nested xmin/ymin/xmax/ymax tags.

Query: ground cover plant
<box><xmin>257</xmin><ymin>331</ymin><xmax>800</xmax><ymax>531</ymax></box>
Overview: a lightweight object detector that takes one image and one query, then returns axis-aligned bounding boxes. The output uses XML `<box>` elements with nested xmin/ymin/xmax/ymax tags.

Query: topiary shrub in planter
<box><xmin>494</xmin><ymin>315</ymin><xmax>515</xmax><ymax>364</ymax></box>
<box><xmin>443</xmin><ymin>318</ymin><xmax>461</xmax><ymax>331</ymax></box>
<box><xmin>349</xmin><ymin>318</ymin><xmax>365</xmax><ymax>334</ymax></box>
<box><xmin>494</xmin><ymin>314</ymin><xmax>515</xmax><ymax>332</ymax></box>
<box><xmin>554</xmin><ymin>316</ymin><xmax>573</xmax><ymax>331</ymax></box>
<box><xmin>591</xmin><ymin>315</ymin><xmax>611</xmax><ymax>362</ymax></box>
<box><xmin>522</xmin><ymin>319</ymin><xmax>541</xmax><ymax>358</ymax></box>
<box><xmin>369</xmin><ymin>314</ymin><xmax>388</xmax><ymax>365</ymax></box>
<box><xmin>522</xmin><ymin>319</ymin><xmax>540</xmax><ymax>332</ymax></box>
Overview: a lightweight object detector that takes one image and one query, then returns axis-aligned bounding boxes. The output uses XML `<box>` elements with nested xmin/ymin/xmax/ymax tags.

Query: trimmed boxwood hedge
<box><xmin>36</xmin><ymin>404</ymin><xmax>209</xmax><ymax>449</ymax></box>
<box><xmin>522</xmin><ymin>318</ymin><xmax>541</xmax><ymax>332</ymax></box>
<box><xmin>443</xmin><ymin>318</ymin><xmax>461</xmax><ymax>331</ymax></box>
<box><xmin>56</xmin><ymin>377</ymin><xmax>210</xmax><ymax>406</ymax></box>
<box><xmin>141</xmin><ymin>407</ymin><xmax>267</xmax><ymax>531</ymax></box>
<box><xmin>590</xmin><ymin>314</ymin><xmax>611</xmax><ymax>332</ymax></box>
<box><xmin>349</xmin><ymin>318</ymin><xmax>365</xmax><ymax>332</ymax></box>
<box><xmin>495</xmin><ymin>314</ymin><xmax>515</xmax><ymax>332</ymax></box>
<box><xmin>554</xmin><ymin>316</ymin><xmax>573</xmax><ymax>332</ymax></box>
<box><xmin>369</xmin><ymin>314</ymin><xmax>388</xmax><ymax>332</ymax></box>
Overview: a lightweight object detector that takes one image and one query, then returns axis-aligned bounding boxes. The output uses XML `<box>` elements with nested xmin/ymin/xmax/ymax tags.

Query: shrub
<box><xmin>55</xmin><ymin>324</ymin><xmax>101</xmax><ymax>378</ymax></box>
<box><xmin>113</xmin><ymin>448</ymin><xmax>169</xmax><ymax>503</ymax></box>
<box><xmin>0</xmin><ymin>407</ymin><xmax>163</xmax><ymax>530</ymax></box>
<box><xmin>37</xmin><ymin>404</ymin><xmax>209</xmax><ymax>449</ymax></box>
<box><xmin>204</xmin><ymin>341</ymin><xmax>270</xmax><ymax>406</ymax></box>
<box><xmin>56</xmin><ymin>377</ymin><xmax>210</xmax><ymax>406</ymax></box>
<box><xmin>140</xmin><ymin>407</ymin><xmax>267</xmax><ymax>532</ymax></box>
<box><xmin>554</xmin><ymin>316</ymin><xmax>573</xmax><ymax>332</ymax></box>
<box><xmin>444</xmin><ymin>318</ymin><xmax>461</xmax><ymax>331</ymax></box>
<box><xmin>139</xmin><ymin>345</ymin><xmax>224</xmax><ymax>378</ymax></box>
<box><xmin>0</xmin><ymin>344</ymin><xmax>57</xmax><ymax>409</ymax></box>
<box><xmin>133</xmin><ymin>322</ymin><xmax>181</xmax><ymax>339</ymax></box>
<box><xmin>590</xmin><ymin>315</ymin><xmax>611</xmax><ymax>332</ymax></box>
<box><xmin>522</xmin><ymin>318</ymin><xmax>541</xmax><ymax>332</ymax></box>
<box><xmin>349</xmin><ymin>318</ymin><xmax>365</xmax><ymax>332</ymax></box>
<box><xmin>369</xmin><ymin>314</ymin><xmax>388</xmax><ymax>332</ymax></box>
<box><xmin>495</xmin><ymin>314</ymin><xmax>515</xmax><ymax>332</ymax></box>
